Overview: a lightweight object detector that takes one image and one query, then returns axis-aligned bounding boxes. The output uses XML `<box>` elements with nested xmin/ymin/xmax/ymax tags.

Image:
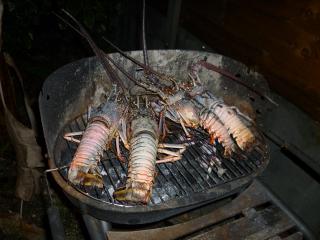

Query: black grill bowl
<box><xmin>40</xmin><ymin>50</ymin><xmax>270</xmax><ymax>224</ymax></box>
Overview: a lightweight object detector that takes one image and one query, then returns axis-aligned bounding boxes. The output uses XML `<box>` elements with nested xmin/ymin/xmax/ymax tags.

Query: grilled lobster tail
<box><xmin>68</xmin><ymin>117</ymin><xmax>111</xmax><ymax>187</ymax></box>
<box><xmin>211</xmin><ymin>103</ymin><xmax>255</xmax><ymax>151</ymax></box>
<box><xmin>114</xmin><ymin>117</ymin><xmax>158</xmax><ymax>203</ymax></box>
<box><xmin>199</xmin><ymin>108</ymin><xmax>236</xmax><ymax>157</ymax></box>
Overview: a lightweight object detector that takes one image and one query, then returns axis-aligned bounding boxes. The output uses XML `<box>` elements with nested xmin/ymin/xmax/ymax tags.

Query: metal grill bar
<box><xmin>56</xmin><ymin>114</ymin><xmax>268</xmax><ymax>206</ymax></box>
<box><xmin>171</xmin><ymin>135</ymin><xmax>209</xmax><ymax>190</ymax></box>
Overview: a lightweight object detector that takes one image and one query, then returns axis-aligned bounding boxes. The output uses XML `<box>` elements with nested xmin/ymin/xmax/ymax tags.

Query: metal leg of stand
<box><xmin>82</xmin><ymin>214</ymin><xmax>111</xmax><ymax>240</ymax></box>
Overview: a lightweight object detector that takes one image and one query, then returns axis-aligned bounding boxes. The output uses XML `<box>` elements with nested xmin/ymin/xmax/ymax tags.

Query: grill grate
<box><xmin>55</xmin><ymin>114</ymin><xmax>268</xmax><ymax>206</ymax></box>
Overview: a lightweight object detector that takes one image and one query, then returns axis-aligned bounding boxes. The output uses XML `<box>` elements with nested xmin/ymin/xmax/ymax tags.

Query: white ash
<box><xmin>100</xmin><ymin>168</ymin><xmax>107</xmax><ymax>176</ymax></box>
<box><xmin>201</xmin><ymin>144</ymin><xmax>213</xmax><ymax>154</ymax></box>
<box><xmin>108</xmin><ymin>186</ymin><xmax>114</xmax><ymax>197</ymax></box>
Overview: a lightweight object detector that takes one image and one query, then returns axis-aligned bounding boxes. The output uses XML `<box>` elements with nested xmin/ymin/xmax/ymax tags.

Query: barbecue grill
<box><xmin>39</xmin><ymin>50</ymin><xmax>270</xmax><ymax>225</ymax></box>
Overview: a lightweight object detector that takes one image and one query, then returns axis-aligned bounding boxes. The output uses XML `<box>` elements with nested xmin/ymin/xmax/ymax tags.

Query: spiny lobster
<box><xmin>58</xmin><ymin>9</ymin><xmax>187</xmax><ymax>204</ymax></box>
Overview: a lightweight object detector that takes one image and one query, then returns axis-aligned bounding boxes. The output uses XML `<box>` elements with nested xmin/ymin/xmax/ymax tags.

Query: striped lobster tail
<box><xmin>199</xmin><ymin>108</ymin><xmax>236</xmax><ymax>157</ymax></box>
<box><xmin>115</xmin><ymin>117</ymin><xmax>159</xmax><ymax>203</ymax></box>
<box><xmin>212</xmin><ymin>103</ymin><xmax>255</xmax><ymax>151</ymax></box>
<box><xmin>68</xmin><ymin>118</ymin><xmax>110</xmax><ymax>187</ymax></box>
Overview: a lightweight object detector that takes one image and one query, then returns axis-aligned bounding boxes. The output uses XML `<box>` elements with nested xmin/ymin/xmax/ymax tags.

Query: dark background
<box><xmin>1</xmin><ymin>0</ymin><xmax>320</xmax><ymax>122</ymax></box>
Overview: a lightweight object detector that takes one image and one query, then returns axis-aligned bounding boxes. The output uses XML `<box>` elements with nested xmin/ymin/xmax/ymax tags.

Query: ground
<box><xmin>0</xmin><ymin>124</ymin><xmax>85</xmax><ymax>239</ymax></box>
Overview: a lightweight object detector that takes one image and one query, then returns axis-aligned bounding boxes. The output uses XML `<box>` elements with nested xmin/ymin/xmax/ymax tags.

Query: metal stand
<box><xmin>82</xmin><ymin>214</ymin><xmax>111</xmax><ymax>240</ymax></box>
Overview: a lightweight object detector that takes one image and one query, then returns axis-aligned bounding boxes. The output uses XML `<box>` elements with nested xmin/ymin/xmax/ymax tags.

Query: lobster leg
<box><xmin>157</xmin><ymin>143</ymin><xmax>186</xmax><ymax>163</ymax></box>
<box><xmin>158</xmin><ymin>143</ymin><xmax>186</xmax><ymax>149</ymax></box>
<box><xmin>63</xmin><ymin>131</ymin><xmax>83</xmax><ymax>144</ymax></box>
<box><xmin>179</xmin><ymin>116</ymin><xmax>191</xmax><ymax>138</ymax></box>
<box><xmin>158</xmin><ymin>109</ymin><xmax>168</xmax><ymax>140</ymax></box>
<box><xmin>116</xmin><ymin>135</ymin><xmax>126</xmax><ymax>163</ymax></box>
<box><xmin>157</xmin><ymin>156</ymin><xmax>181</xmax><ymax>164</ymax></box>
<box><xmin>158</xmin><ymin>148</ymin><xmax>180</xmax><ymax>156</ymax></box>
<box><xmin>119</xmin><ymin>118</ymin><xmax>129</xmax><ymax>149</ymax></box>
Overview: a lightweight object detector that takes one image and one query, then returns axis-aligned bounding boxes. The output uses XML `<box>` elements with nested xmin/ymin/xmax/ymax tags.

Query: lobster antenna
<box><xmin>54</xmin><ymin>11</ymin><xmax>164</xmax><ymax>98</ymax></box>
<box><xmin>57</xmin><ymin>9</ymin><xmax>128</xmax><ymax>96</ymax></box>
<box><xmin>197</xmin><ymin>60</ymin><xmax>278</xmax><ymax>106</ymax></box>
<box><xmin>104</xmin><ymin>53</ymin><xmax>168</xmax><ymax>100</ymax></box>
<box><xmin>102</xmin><ymin>37</ymin><xmax>162</xmax><ymax>78</ymax></box>
<box><xmin>103</xmin><ymin>37</ymin><xmax>179</xmax><ymax>88</ymax></box>
<box><xmin>54</xmin><ymin>12</ymin><xmax>84</xmax><ymax>38</ymax></box>
<box><xmin>142</xmin><ymin>0</ymin><xmax>149</xmax><ymax>66</ymax></box>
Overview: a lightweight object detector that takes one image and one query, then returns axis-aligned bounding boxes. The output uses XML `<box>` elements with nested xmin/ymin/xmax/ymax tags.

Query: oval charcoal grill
<box><xmin>40</xmin><ymin>50</ymin><xmax>270</xmax><ymax>224</ymax></box>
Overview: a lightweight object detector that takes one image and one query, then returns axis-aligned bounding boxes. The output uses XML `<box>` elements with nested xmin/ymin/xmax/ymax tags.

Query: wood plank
<box><xmin>283</xmin><ymin>232</ymin><xmax>303</xmax><ymax>240</ymax></box>
<box><xmin>189</xmin><ymin>206</ymin><xmax>295</xmax><ymax>240</ymax></box>
<box><xmin>267</xmin><ymin>236</ymin><xmax>281</xmax><ymax>240</ymax></box>
<box><xmin>267</xmin><ymin>231</ymin><xmax>303</xmax><ymax>240</ymax></box>
<box><xmin>108</xmin><ymin>181</ymin><xmax>269</xmax><ymax>240</ymax></box>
